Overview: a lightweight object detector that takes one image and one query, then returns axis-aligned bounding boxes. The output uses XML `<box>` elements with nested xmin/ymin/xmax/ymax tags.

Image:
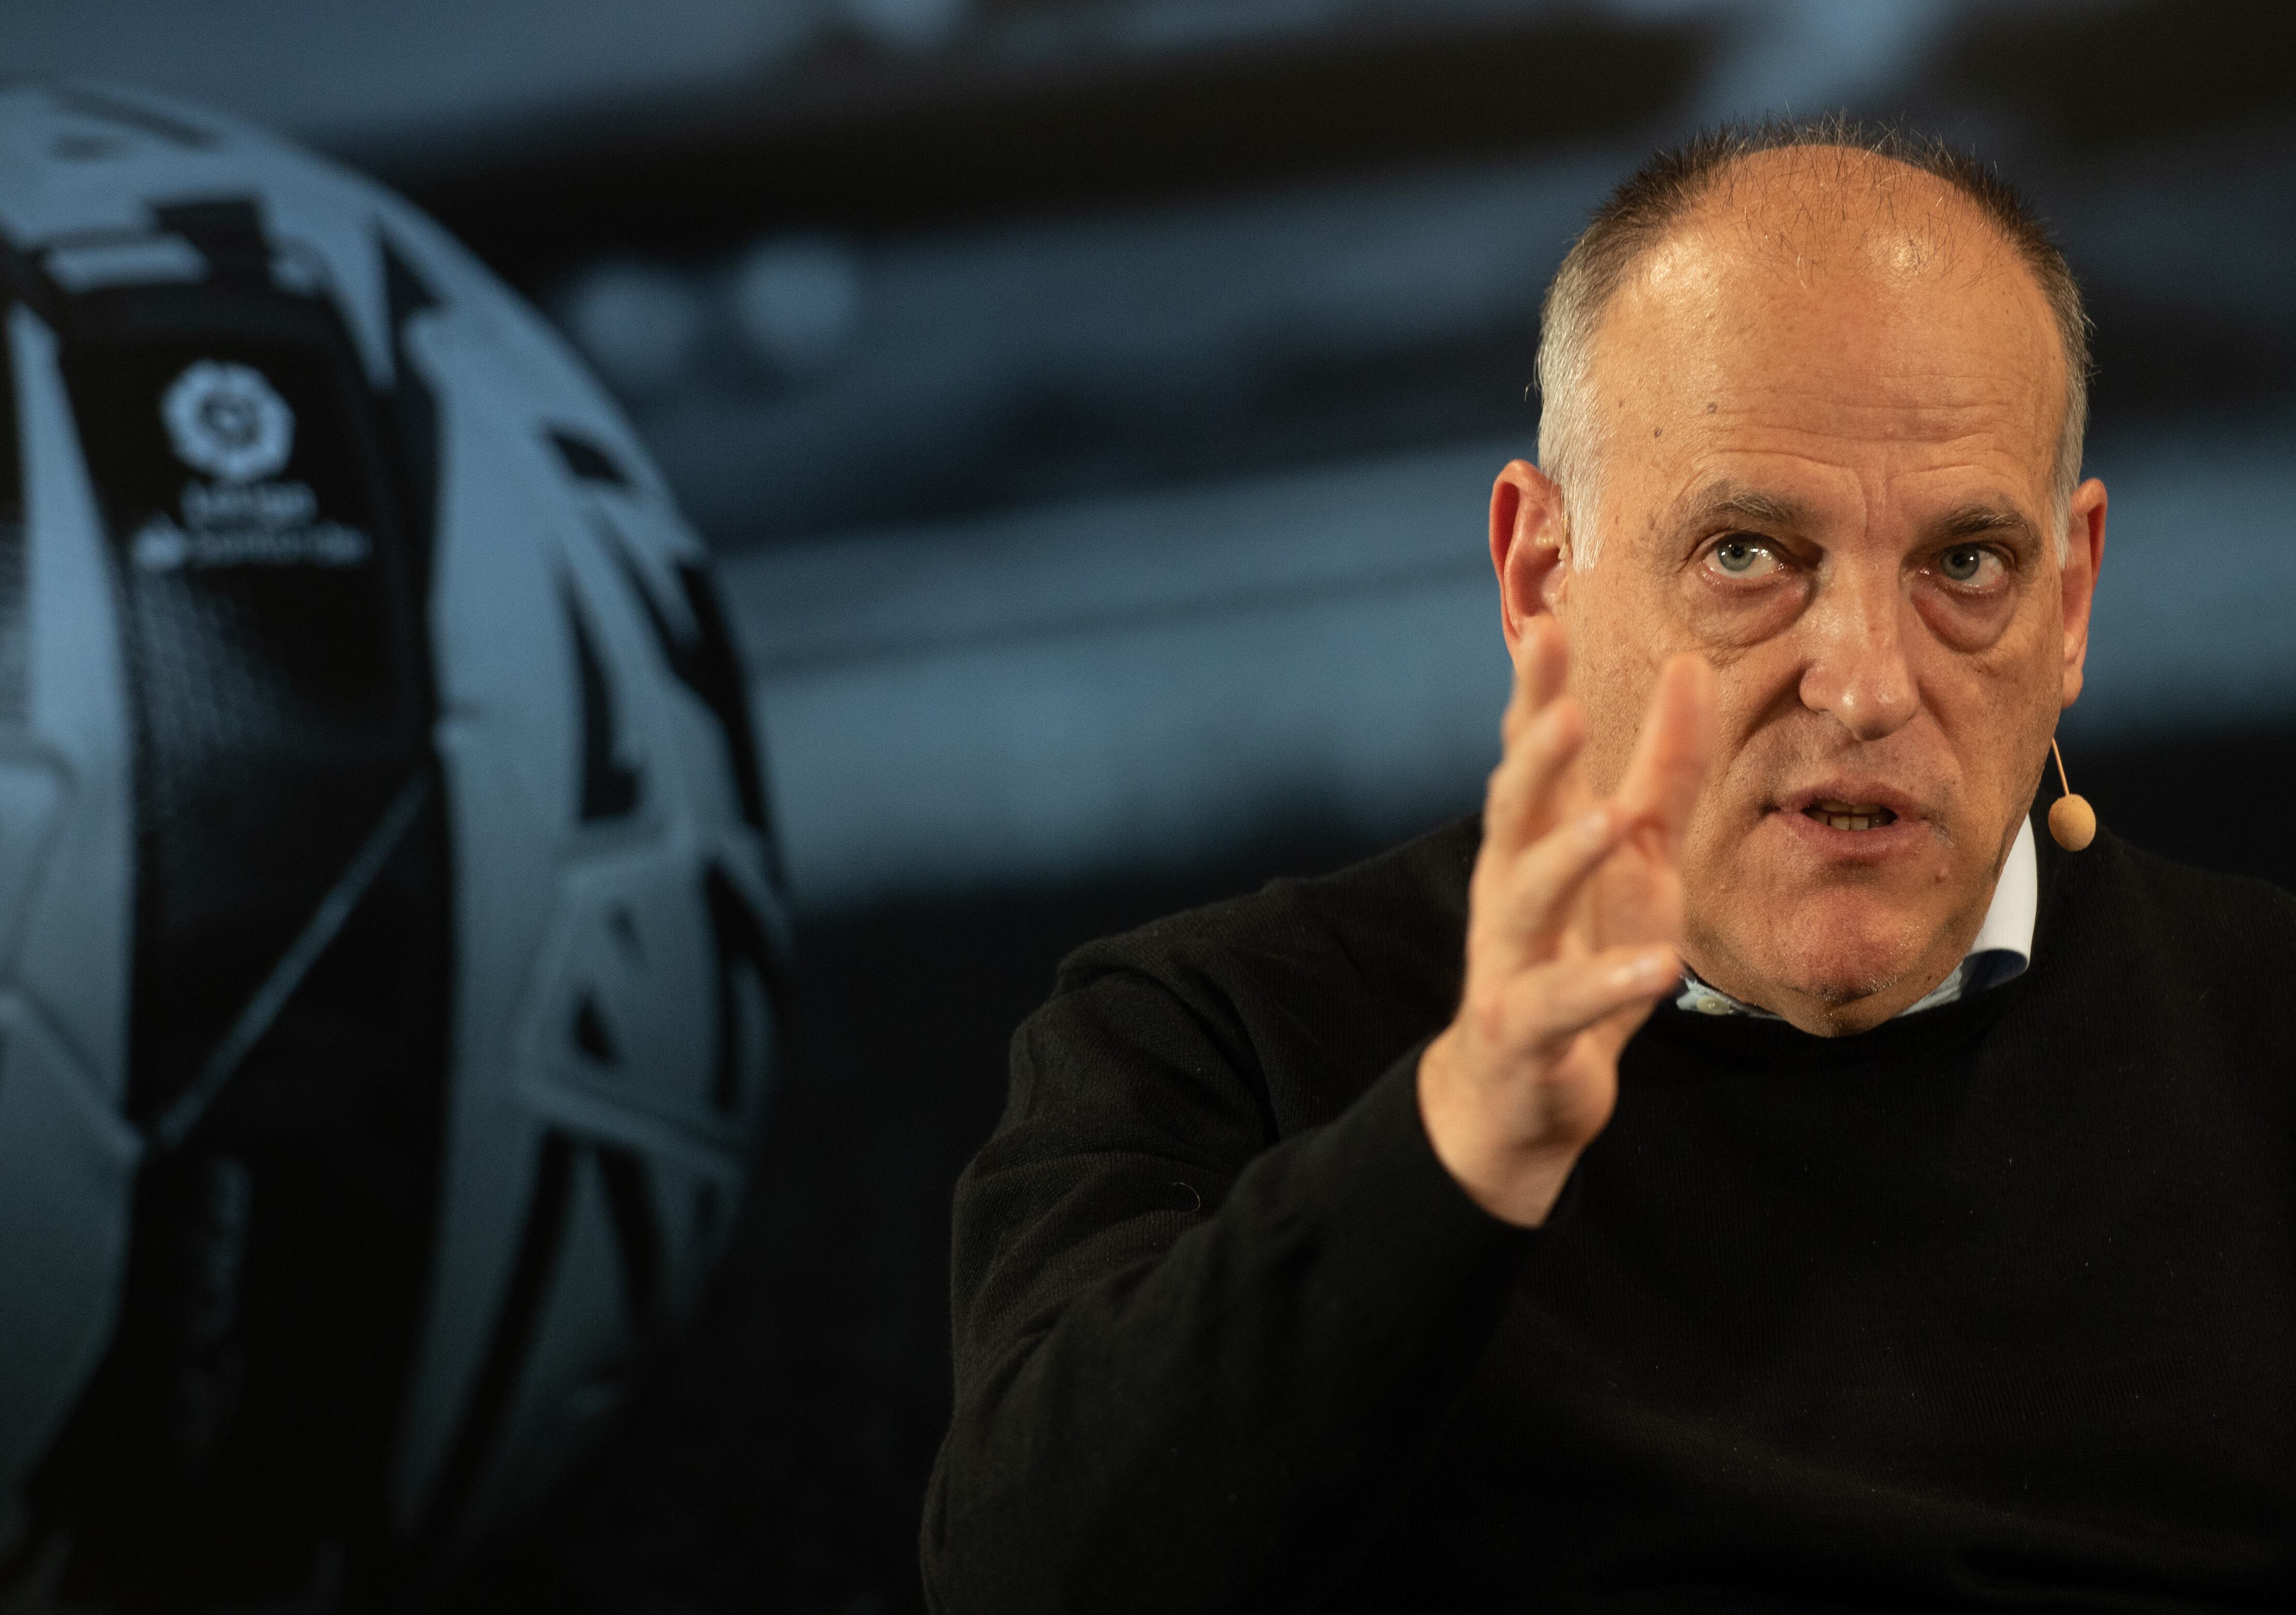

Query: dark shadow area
<box><xmin>447</xmin><ymin>822</ymin><xmax>1376</xmax><ymax>1615</ymax></box>
<box><xmin>2077</xmin><ymin>721</ymin><xmax>2296</xmax><ymax>895</ymax></box>
<box><xmin>1934</xmin><ymin>0</ymin><xmax>2296</xmax><ymax>148</ymax></box>
<box><xmin>450</xmin><ymin>717</ymin><xmax>2296</xmax><ymax>1613</ymax></box>
<box><xmin>407</xmin><ymin>14</ymin><xmax>1712</xmax><ymax>284</ymax></box>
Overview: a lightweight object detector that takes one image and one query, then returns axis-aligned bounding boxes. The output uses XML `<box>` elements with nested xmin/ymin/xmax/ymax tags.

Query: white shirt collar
<box><xmin>1965</xmin><ymin>812</ymin><xmax>2037</xmax><ymax>974</ymax></box>
<box><xmin>1676</xmin><ymin>815</ymin><xmax>2037</xmax><ymax>1019</ymax></box>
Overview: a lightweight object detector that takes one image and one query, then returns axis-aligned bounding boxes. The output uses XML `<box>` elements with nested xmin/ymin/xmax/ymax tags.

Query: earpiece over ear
<box><xmin>2047</xmin><ymin>738</ymin><xmax>2096</xmax><ymax>852</ymax></box>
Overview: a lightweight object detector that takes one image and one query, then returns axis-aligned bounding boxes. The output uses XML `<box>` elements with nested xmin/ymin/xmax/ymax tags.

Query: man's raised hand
<box><xmin>1417</xmin><ymin>617</ymin><xmax>1718</xmax><ymax>1227</ymax></box>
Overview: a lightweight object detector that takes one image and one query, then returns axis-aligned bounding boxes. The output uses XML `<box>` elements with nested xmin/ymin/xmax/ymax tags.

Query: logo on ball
<box><xmin>162</xmin><ymin>360</ymin><xmax>294</xmax><ymax>483</ymax></box>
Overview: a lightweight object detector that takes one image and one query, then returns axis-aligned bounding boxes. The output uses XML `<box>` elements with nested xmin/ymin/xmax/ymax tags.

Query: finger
<box><xmin>1482</xmin><ymin>695</ymin><xmax>1585</xmax><ymax>859</ymax></box>
<box><xmin>1501</xmin><ymin>943</ymin><xmax>1680</xmax><ymax>1058</ymax></box>
<box><xmin>1613</xmin><ymin>651</ymin><xmax>1718</xmax><ymax>851</ymax></box>
<box><xmin>1501</xmin><ymin>614</ymin><xmax>1571</xmax><ymax>748</ymax></box>
<box><xmin>1486</xmin><ymin>798</ymin><xmax>1624</xmax><ymax>958</ymax></box>
<box><xmin>1581</xmin><ymin>851</ymin><xmax>1683</xmax><ymax>957</ymax></box>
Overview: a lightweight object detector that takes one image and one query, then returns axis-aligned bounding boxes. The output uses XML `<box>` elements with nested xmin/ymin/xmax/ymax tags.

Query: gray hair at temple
<box><xmin>1534</xmin><ymin>118</ymin><xmax>2093</xmax><ymax>564</ymax></box>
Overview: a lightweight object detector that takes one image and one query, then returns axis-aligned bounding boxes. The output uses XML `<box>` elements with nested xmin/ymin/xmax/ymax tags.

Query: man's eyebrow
<box><xmin>1931</xmin><ymin>502</ymin><xmax>2037</xmax><ymax>541</ymax></box>
<box><xmin>1669</xmin><ymin>489</ymin><xmax>2041</xmax><ymax>542</ymax></box>
<box><xmin>1674</xmin><ymin>486</ymin><xmax>1807</xmax><ymax>528</ymax></box>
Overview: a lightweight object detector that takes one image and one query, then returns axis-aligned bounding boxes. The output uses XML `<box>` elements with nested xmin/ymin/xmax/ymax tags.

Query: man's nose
<box><xmin>1796</xmin><ymin>570</ymin><xmax>1919</xmax><ymax>742</ymax></box>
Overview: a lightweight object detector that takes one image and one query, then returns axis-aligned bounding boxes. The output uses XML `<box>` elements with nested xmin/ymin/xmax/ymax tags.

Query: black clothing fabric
<box><xmin>924</xmin><ymin>815</ymin><xmax>2296</xmax><ymax>1612</ymax></box>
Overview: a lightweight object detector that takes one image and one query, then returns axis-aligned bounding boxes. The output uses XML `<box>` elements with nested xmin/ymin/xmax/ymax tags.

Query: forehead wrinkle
<box><xmin>1578</xmin><ymin>152</ymin><xmax>2071</xmax><ymax>535</ymax></box>
<box><xmin>1697</xmin><ymin>386</ymin><xmax>2056</xmax><ymax>470</ymax></box>
<box><xmin>1614</xmin><ymin>243</ymin><xmax>2055</xmax><ymax>421</ymax></box>
<box><xmin>1697</xmin><ymin>332</ymin><xmax>2060</xmax><ymax>438</ymax></box>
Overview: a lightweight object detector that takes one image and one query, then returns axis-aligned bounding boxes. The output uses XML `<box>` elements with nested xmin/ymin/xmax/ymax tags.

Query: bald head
<box><xmin>1536</xmin><ymin>124</ymin><xmax>2090</xmax><ymax>554</ymax></box>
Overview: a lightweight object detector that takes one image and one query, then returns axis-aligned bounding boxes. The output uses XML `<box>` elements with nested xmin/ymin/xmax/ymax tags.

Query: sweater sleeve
<box><xmin>920</xmin><ymin>953</ymin><xmax>1534</xmax><ymax>1614</ymax></box>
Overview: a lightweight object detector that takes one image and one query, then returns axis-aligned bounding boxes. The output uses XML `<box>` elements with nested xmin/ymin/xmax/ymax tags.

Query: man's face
<box><xmin>1515</xmin><ymin>162</ymin><xmax>2105</xmax><ymax>1033</ymax></box>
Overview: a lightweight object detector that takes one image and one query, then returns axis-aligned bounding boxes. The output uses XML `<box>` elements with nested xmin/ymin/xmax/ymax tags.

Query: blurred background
<box><xmin>10</xmin><ymin>1</ymin><xmax>2294</xmax><ymax>1609</ymax></box>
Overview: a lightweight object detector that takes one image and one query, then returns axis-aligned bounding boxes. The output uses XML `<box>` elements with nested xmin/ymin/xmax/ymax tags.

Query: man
<box><xmin>922</xmin><ymin>123</ymin><xmax>2296</xmax><ymax>1611</ymax></box>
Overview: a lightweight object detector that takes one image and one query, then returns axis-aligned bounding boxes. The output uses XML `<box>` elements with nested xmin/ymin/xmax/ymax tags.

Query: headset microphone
<box><xmin>2047</xmin><ymin>738</ymin><xmax>2096</xmax><ymax>852</ymax></box>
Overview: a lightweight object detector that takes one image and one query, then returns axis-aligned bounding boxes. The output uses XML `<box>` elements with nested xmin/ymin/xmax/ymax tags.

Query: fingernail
<box><xmin>1577</xmin><ymin>808</ymin><xmax>1610</xmax><ymax>847</ymax></box>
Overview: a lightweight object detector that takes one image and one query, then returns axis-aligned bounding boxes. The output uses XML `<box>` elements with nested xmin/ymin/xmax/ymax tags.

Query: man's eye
<box><xmin>1709</xmin><ymin>537</ymin><xmax>1778</xmax><ymax>578</ymax></box>
<box><xmin>1938</xmin><ymin>546</ymin><xmax>2000</xmax><ymax>585</ymax></box>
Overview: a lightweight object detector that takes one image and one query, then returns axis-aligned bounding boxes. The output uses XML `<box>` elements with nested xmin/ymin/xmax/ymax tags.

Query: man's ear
<box><xmin>2058</xmin><ymin>476</ymin><xmax>2107</xmax><ymax>709</ymax></box>
<box><xmin>1490</xmin><ymin>459</ymin><xmax>1570</xmax><ymax>658</ymax></box>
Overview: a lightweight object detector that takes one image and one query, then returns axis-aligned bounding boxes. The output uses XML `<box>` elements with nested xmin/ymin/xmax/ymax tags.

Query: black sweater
<box><xmin>923</xmin><ymin>816</ymin><xmax>2296</xmax><ymax>1612</ymax></box>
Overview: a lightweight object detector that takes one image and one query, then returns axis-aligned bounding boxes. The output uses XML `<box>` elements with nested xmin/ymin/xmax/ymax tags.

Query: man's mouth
<box><xmin>1801</xmin><ymin>798</ymin><xmax>1899</xmax><ymax>832</ymax></box>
